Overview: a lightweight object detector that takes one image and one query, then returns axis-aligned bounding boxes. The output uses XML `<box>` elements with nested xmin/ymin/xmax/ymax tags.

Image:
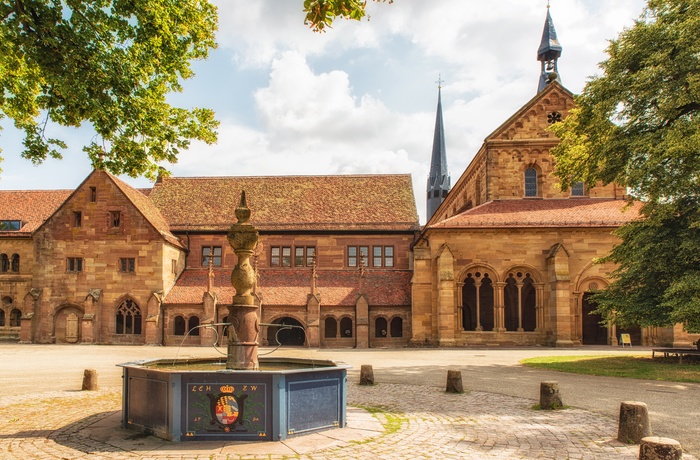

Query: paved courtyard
<box><xmin>0</xmin><ymin>344</ymin><xmax>697</xmax><ymax>459</ymax></box>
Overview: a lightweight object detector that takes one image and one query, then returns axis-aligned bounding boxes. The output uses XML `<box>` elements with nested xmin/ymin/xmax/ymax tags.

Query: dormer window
<box><xmin>524</xmin><ymin>168</ymin><xmax>538</xmax><ymax>197</ymax></box>
<box><xmin>0</xmin><ymin>220</ymin><xmax>21</xmax><ymax>231</ymax></box>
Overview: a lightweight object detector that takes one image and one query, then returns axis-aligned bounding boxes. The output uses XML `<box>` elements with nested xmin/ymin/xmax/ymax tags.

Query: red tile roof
<box><xmin>148</xmin><ymin>175</ymin><xmax>420</xmax><ymax>232</ymax></box>
<box><xmin>0</xmin><ymin>190</ymin><xmax>71</xmax><ymax>236</ymax></box>
<box><xmin>428</xmin><ymin>198</ymin><xmax>642</xmax><ymax>229</ymax></box>
<box><xmin>164</xmin><ymin>268</ymin><xmax>412</xmax><ymax>306</ymax></box>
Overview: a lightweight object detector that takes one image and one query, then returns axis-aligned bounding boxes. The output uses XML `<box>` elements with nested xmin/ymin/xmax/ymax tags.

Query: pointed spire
<box><xmin>426</xmin><ymin>80</ymin><xmax>450</xmax><ymax>222</ymax></box>
<box><xmin>537</xmin><ymin>7</ymin><xmax>563</xmax><ymax>92</ymax></box>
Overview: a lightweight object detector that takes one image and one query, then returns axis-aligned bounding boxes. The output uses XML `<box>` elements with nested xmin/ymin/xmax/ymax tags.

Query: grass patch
<box><xmin>521</xmin><ymin>355</ymin><xmax>700</xmax><ymax>383</ymax></box>
<box><xmin>353</xmin><ymin>405</ymin><xmax>406</xmax><ymax>436</ymax></box>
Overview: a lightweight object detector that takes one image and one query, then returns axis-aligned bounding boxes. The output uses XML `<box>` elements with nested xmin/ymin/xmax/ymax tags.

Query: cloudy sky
<box><xmin>0</xmin><ymin>0</ymin><xmax>646</xmax><ymax>223</ymax></box>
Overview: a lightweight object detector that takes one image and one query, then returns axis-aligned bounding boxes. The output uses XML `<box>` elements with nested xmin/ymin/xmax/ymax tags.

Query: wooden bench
<box><xmin>651</xmin><ymin>347</ymin><xmax>700</xmax><ymax>364</ymax></box>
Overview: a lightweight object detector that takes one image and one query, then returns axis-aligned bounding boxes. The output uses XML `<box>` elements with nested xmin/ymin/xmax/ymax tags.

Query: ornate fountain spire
<box><xmin>537</xmin><ymin>5</ymin><xmax>563</xmax><ymax>92</ymax></box>
<box><xmin>226</xmin><ymin>190</ymin><xmax>260</xmax><ymax>370</ymax></box>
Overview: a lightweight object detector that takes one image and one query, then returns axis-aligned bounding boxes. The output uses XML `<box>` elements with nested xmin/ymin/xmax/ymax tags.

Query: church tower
<box><xmin>426</xmin><ymin>83</ymin><xmax>450</xmax><ymax>222</ymax></box>
<box><xmin>537</xmin><ymin>6</ymin><xmax>563</xmax><ymax>92</ymax></box>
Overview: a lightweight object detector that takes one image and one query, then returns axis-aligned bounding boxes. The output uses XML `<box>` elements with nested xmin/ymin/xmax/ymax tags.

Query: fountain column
<box><xmin>226</xmin><ymin>191</ymin><xmax>260</xmax><ymax>370</ymax></box>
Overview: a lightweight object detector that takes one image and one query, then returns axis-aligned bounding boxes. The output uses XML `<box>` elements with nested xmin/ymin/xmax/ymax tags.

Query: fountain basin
<box><xmin>119</xmin><ymin>357</ymin><xmax>350</xmax><ymax>442</ymax></box>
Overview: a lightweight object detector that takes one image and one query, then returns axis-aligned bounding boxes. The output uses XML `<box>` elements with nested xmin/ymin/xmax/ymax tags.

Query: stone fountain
<box><xmin>119</xmin><ymin>192</ymin><xmax>349</xmax><ymax>441</ymax></box>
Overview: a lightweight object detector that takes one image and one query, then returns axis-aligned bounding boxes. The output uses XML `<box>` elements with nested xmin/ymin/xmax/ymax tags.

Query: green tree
<box><xmin>549</xmin><ymin>0</ymin><xmax>700</xmax><ymax>332</ymax></box>
<box><xmin>0</xmin><ymin>0</ymin><xmax>220</xmax><ymax>179</ymax></box>
<box><xmin>303</xmin><ymin>0</ymin><xmax>391</xmax><ymax>32</ymax></box>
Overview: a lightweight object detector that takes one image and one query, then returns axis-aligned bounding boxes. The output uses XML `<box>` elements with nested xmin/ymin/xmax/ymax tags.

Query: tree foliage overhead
<box><xmin>303</xmin><ymin>0</ymin><xmax>391</xmax><ymax>32</ymax></box>
<box><xmin>549</xmin><ymin>0</ymin><xmax>700</xmax><ymax>332</ymax></box>
<box><xmin>0</xmin><ymin>0</ymin><xmax>219</xmax><ymax>179</ymax></box>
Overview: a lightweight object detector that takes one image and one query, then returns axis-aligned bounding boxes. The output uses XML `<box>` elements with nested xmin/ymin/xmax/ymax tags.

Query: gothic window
<box><xmin>0</xmin><ymin>254</ymin><xmax>8</xmax><ymax>272</ymax></box>
<box><xmin>504</xmin><ymin>272</ymin><xmax>537</xmax><ymax>332</ymax></box>
<box><xmin>571</xmin><ymin>182</ymin><xmax>585</xmax><ymax>196</ymax></box>
<box><xmin>115</xmin><ymin>299</ymin><xmax>142</xmax><ymax>335</ymax></box>
<box><xmin>324</xmin><ymin>317</ymin><xmax>337</xmax><ymax>338</ymax></box>
<box><xmin>202</xmin><ymin>246</ymin><xmax>222</xmax><ymax>267</ymax></box>
<box><xmin>188</xmin><ymin>316</ymin><xmax>200</xmax><ymax>336</ymax></box>
<box><xmin>375</xmin><ymin>317</ymin><xmax>388</xmax><ymax>337</ymax></box>
<box><xmin>524</xmin><ymin>168</ymin><xmax>538</xmax><ymax>197</ymax></box>
<box><xmin>462</xmin><ymin>275</ymin><xmax>477</xmax><ymax>331</ymax></box>
<box><xmin>340</xmin><ymin>317</ymin><xmax>353</xmax><ymax>338</ymax></box>
<box><xmin>174</xmin><ymin>315</ymin><xmax>186</xmax><ymax>335</ymax></box>
<box><xmin>479</xmin><ymin>275</ymin><xmax>495</xmax><ymax>331</ymax></box>
<box><xmin>11</xmin><ymin>254</ymin><xmax>19</xmax><ymax>272</ymax></box>
<box><xmin>390</xmin><ymin>317</ymin><xmax>403</xmax><ymax>338</ymax></box>
<box><xmin>9</xmin><ymin>308</ymin><xmax>21</xmax><ymax>327</ymax></box>
<box><xmin>0</xmin><ymin>310</ymin><xmax>4</xmax><ymax>327</ymax></box>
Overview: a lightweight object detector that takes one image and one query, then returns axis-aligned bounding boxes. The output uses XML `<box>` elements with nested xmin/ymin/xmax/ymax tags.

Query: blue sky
<box><xmin>0</xmin><ymin>0</ymin><xmax>647</xmax><ymax>222</ymax></box>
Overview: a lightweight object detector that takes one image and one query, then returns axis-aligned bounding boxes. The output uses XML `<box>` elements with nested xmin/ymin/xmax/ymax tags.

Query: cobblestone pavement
<box><xmin>1</xmin><ymin>382</ymin><xmax>695</xmax><ymax>459</ymax></box>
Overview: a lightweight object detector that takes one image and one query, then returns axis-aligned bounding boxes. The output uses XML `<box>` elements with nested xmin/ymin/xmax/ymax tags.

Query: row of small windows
<box><xmin>72</xmin><ymin>210</ymin><xmax>122</xmax><ymax>228</ymax></box>
<box><xmin>0</xmin><ymin>254</ymin><xmax>20</xmax><ymax>273</ymax></box>
<box><xmin>524</xmin><ymin>167</ymin><xmax>585</xmax><ymax>197</ymax></box>
<box><xmin>66</xmin><ymin>257</ymin><xmax>135</xmax><ymax>273</ymax></box>
<box><xmin>201</xmin><ymin>245</ymin><xmax>394</xmax><ymax>269</ymax></box>
<box><xmin>323</xmin><ymin>316</ymin><xmax>404</xmax><ymax>338</ymax></box>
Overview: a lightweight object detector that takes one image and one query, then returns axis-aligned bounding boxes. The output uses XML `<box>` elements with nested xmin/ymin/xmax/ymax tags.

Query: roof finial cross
<box><xmin>436</xmin><ymin>74</ymin><xmax>444</xmax><ymax>89</ymax></box>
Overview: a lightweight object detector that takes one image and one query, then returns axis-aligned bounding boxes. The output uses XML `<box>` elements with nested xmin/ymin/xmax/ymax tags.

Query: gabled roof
<box><xmin>164</xmin><ymin>268</ymin><xmax>412</xmax><ymax>306</ymax></box>
<box><xmin>105</xmin><ymin>171</ymin><xmax>183</xmax><ymax>248</ymax></box>
<box><xmin>149</xmin><ymin>175</ymin><xmax>420</xmax><ymax>232</ymax></box>
<box><xmin>428</xmin><ymin>198</ymin><xmax>642</xmax><ymax>230</ymax></box>
<box><xmin>0</xmin><ymin>190</ymin><xmax>71</xmax><ymax>237</ymax></box>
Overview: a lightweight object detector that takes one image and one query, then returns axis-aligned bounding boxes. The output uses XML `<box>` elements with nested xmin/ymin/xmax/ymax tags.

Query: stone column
<box><xmin>546</xmin><ymin>243</ymin><xmax>574</xmax><ymax>347</ymax></box>
<box><xmin>494</xmin><ymin>281</ymin><xmax>506</xmax><ymax>332</ymax></box>
<box><xmin>226</xmin><ymin>191</ymin><xmax>260</xmax><ymax>370</ymax></box>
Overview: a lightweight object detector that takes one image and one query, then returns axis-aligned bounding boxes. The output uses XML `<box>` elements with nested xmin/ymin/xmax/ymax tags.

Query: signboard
<box><xmin>620</xmin><ymin>333</ymin><xmax>632</xmax><ymax>347</ymax></box>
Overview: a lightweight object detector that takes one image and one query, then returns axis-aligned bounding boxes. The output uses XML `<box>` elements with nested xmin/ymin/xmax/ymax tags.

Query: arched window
<box><xmin>524</xmin><ymin>168</ymin><xmax>538</xmax><ymax>197</ymax></box>
<box><xmin>174</xmin><ymin>315</ymin><xmax>186</xmax><ymax>335</ymax></box>
<box><xmin>375</xmin><ymin>317</ymin><xmax>388</xmax><ymax>338</ymax></box>
<box><xmin>0</xmin><ymin>254</ymin><xmax>8</xmax><ymax>272</ymax></box>
<box><xmin>115</xmin><ymin>299</ymin><xmax>142</xmax><ymax>335</ymax></box>
<box><xmin>503</xmin><ymin>272</ymin><xmax>538</xmax><ymax>332</ymax></box>
<box><xmin>462</xmin><ymin>275</ymin><xmax>477</xmax><ymax>331</ymax></box>
<box><xmin>480</xmin><ymin>274</ymin><xmax>494</xmax><ymax>331</ymax></box>
<box><xmin>188</xmin><ymin>316</ymin><xmax>200</xmax><ymax>336</ymax></box>
<box><xmin>10</xmin><ymin>254</ymin><xmax>19</xmax><ymax>272</ymax></box>
<box><xmin>9</xmin><ymin>308</ymin><xmax>22</xmax><ymax>327</ymax></box>
<box><xmin>340</xmin><ymin>317</ymin><xmax>353</xmax><ymax>338</ymax></box>
<box><xmin>324</xmin><ymin>317</ymin><xmax>337</xmax><ymax>338</ymax></box>
<box><xmin>390</xmin><ymin>317</ymin><xmax>403</xmax><ymax>338</ymax></box>
<box><xmin>0</xmin><ymin>309</ymin><xmax>5</xmax><ymax>327</ymax></box>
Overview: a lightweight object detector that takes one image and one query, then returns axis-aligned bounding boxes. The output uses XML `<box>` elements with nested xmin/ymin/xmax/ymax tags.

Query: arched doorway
<box><xmin>267</xmin><ymin>317</ymin><xmax>305</xmax><ymax>346</ymax></box>
<box><xmin>582</xmin><ymin>293</ymin><xmax>608</xmax><ymax>345</ymax></box>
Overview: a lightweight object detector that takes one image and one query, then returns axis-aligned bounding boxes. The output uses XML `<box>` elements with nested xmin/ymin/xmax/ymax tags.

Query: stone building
<box><xmin>0</xmin><ymin>170</ymin><xmax>419</xmax><ymax>347</ymax></box>
<box><xmin>411</xmin><ymin>9</ymin><xmax>698</xmax><ymax>348</ymax></box>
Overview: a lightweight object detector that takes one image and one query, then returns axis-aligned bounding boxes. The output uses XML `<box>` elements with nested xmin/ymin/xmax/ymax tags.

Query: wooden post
<box><xmin>539</xmin><ymin>381</ymin><xmax>563</xmax><ymax>409</ymax></box>
<box><xmin>360</xmin><ymin>364</ymin><xmax>374</xmax><ymax>385</ymax></box>
<box><xmin>82</xmin><ymin>368</ymin><xmax>98</xmax><ymax>391</ymax></box>
<box><xmin>445</xmin><ymin>370</ymin><xmax>464</xmax><ymax>393</ymax></box>
<box><xmin>639</xmin><ymin>437</ymin><xmax>683</xmax><ymax>460</ymax></box>
<box><xmin>617</xmin><ymin>401</ymin><xmax>652</xmax><ymax>444</ymax></box>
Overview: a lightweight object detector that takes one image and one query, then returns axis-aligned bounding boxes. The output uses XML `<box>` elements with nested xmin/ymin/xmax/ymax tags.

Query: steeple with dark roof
<box><xmin>537</xmin><ymin>7</ymin><xmax>563</xmax><ymax>92</ymax></box>
<box><xmin>426</xmin><ymin>82</ymin><xmax>450</xmax><ymax>222</ymax></box>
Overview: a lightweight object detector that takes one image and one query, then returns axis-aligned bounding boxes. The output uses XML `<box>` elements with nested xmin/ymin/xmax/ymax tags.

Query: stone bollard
<box><xmin>639</xmin><ymin>436</ymin><xmax>683</xmax><ymax>460</ymax></box>
<box><xmin>360</xmin><ymin>364</ymin><xmax>374</xmax><ymax>385</ymax></box>
<box><xmin>539</xmin><ymin>381</ymin><xmax>563</xmax><ymax>409</ymax></box>
<box><xmin>618</xmin><ymin>401</ymin><xmax>652</xmax><ymax>444</ymax></box>
<box><xmin>82</xmin><ymin>368</ymin><xmax>98</xmax><ymax>391</ymax></box>
<box><xmin>445</xmin><ymin>370</ymin><xmax>464</xmax><ymax>393</ymax></box>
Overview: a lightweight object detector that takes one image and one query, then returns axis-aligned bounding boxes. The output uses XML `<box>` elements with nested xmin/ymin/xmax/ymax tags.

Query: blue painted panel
<box><xmin>287</xmin><ymin>375</ymin><xmax>341</xmax><ymax>434</ymax></box>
